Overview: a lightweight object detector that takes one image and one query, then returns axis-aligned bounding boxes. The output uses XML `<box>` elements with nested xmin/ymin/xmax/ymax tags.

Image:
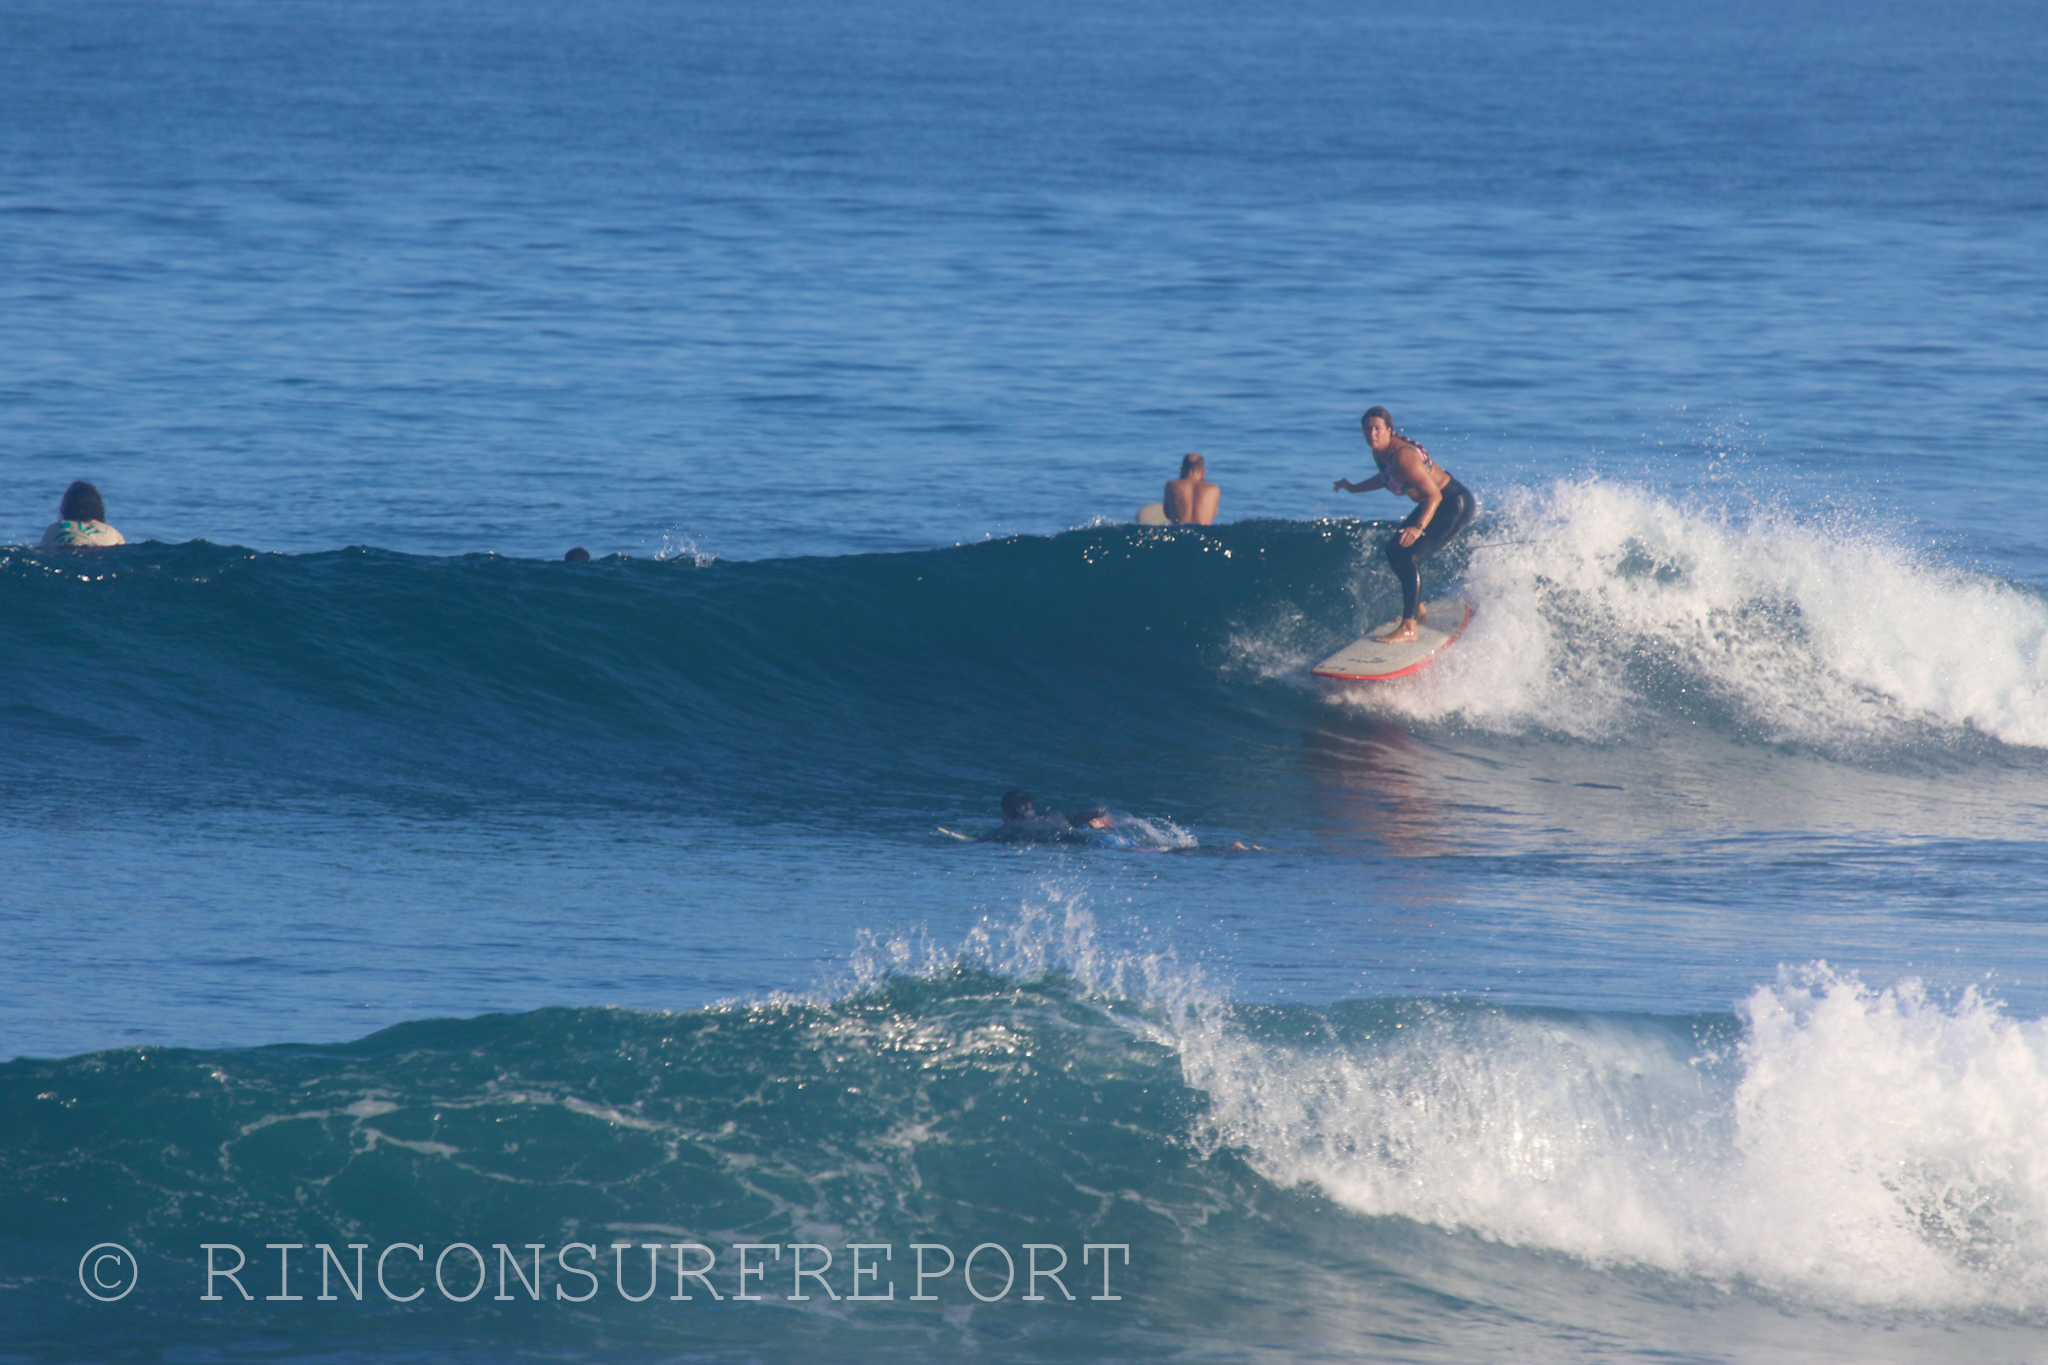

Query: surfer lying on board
<box><xmin>1332</xmin><ymin>406</ymin><xmax>1477</xmax><ymax>643</ymax></box>
<box><xmin>988</xmin><ymin>789</ymin><xmax>1081</xmax><ymax>844</ymax></box>
<box><xmin>1164</xmin><ymin>454</ymin><xmax>1220</xmax><ymax>525</ymax></box>
<box><xmin>977</xmin><ymin>792</ymin><xmax>1161</xmax><ymax>849</ymax></box>
<box><xmin>1065</xmin><ymin>805</ymin><xmax>1144</xmax><ymax>850</ymax></box>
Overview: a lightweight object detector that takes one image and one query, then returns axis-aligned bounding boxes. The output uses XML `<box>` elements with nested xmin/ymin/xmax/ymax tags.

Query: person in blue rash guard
<box><xmin>1065</xmin><ymin>806</ymin><xmax>1141</xmax><ymax>849</ymax></box>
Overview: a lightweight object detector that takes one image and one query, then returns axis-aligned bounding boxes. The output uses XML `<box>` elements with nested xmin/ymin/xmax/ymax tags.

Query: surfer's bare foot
<box><xmin>1417</xmin><ymin>601</ymin><xmax>1428</xmax><ymax>624</ymax></box>
<box><xmin>1376</xmin><ymin>619</ymin><xmax>1420</xmax><ymax>644</ymax></box>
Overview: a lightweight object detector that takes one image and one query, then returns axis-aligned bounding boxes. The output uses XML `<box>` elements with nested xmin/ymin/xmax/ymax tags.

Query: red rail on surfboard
<box><xmin>1311</xmin><ymin>600</ymin><xmax>1473</xmax><ymax>682</ymax></box>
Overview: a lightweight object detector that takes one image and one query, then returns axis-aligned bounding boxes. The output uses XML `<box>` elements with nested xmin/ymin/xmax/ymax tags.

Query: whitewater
<box><xmin>1312</xmin><ymin>481</ymin><xmax>2048</xmax><ymax>752</ymax></box>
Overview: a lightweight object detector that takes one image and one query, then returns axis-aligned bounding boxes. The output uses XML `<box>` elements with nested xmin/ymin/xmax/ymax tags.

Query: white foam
<box><xmin>823</xmin><ymin>901</ymin><xmax>2048</xmax><ymax>1309</ymax></box>
<box><xmin>651</xmin><ymin>528</ymin><xmax>718</xmax><ymax>566</ymax></box>
<box><xmin>1112</xmin><ymin>812</ymin><xmax>1198</xmax><ymax>850</ymax></box>
<box><xmin>1224</xmin><ymin>605</ymin><xmax>1321</xmax><ymax>685</ymax></box>
<box><xmin>1182</xmin><ymin>964</ymin><xmax>2048</xmax><ymax>1311</ymax></box>
<box><xmin>840</xmin><ymin>885</ymin><xmax>1204</xmax><ymax>1018</ymax></box>
<box><xmin>1344</xmin><ymin>480</ymin><xmax>2048</xmax><ymax>750</ymax></box>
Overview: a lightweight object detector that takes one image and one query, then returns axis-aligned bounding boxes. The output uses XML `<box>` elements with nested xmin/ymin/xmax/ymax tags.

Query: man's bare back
<box><xmin>1164</xmin><ymin>453</ymin><xmax>1220</xmax><ymax>525</ymax></box>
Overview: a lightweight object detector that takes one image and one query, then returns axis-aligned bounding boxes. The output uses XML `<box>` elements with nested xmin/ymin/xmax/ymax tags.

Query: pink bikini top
<box><xmin>1375</xmin><ymin>441</ymin><xmax>1440</xmax><ymax>497</ymax></box>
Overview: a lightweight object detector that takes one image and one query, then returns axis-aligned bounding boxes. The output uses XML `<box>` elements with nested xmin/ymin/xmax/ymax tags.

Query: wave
<box><xmin>3</xmin><ymin>492</ymin><xmax>2043</xmax><ymax>826</ymax></box>
<box><xmin>0</xmin><ymin>524</ymin><xmax>1367</xmax><ymax>822</ymax></box>
<box><xmin>5</xmin><ymin>904</ymin><xmax>2045</xmax><ymax>1342</ymax></box>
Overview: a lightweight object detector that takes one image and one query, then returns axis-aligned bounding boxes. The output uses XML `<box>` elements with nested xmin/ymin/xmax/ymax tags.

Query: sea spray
<box><xmin>1727</xmin><ymin>966</ymin><xmax>2048</xmax><ymax>1305</ymax></box>
<box><xmin>842</xmin><ymin>888</ymin><xmax>1207</xmax><ymax>1026</ymax></box>
<box><xmin>1181</xmin><ymin>962</ymin><xmax>2048</xmax><ymax>1311</ymax></box>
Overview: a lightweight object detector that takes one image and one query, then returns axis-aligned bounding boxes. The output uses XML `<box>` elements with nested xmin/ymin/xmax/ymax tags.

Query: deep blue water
<box><xmin>3</xmin><ymin>1</ymin><xmax>2046</xmax><ymax>1361</ymax></box>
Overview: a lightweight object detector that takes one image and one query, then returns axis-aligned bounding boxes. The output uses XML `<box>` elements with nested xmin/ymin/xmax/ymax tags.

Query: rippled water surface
<box><xmin>3</xmin><ymin>1</ymin><xmax>2045</xmax><ymax>1361</ymax></box>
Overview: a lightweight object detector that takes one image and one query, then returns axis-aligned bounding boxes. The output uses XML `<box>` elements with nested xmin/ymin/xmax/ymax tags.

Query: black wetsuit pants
<box><xmin>1385</xmin><ymin>479</ymin><xmax>1477</xmax><ymax>619</ymax></box>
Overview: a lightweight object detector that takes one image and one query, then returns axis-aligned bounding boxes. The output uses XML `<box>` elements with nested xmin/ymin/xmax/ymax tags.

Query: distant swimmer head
<box><xmin>1001</xmin><ymin>789</ymin><xmax>1035</xmax><ymax>821</ymax></box>
<box><xmin>1067</xmin><ymin>805</ymin><xmax>1112</xmax><ymax>829</ymax></box>
<box><xmin>1179</xmin><ymin>452</ymin><xmax>1205</xmax><ymax>478</ymax></box>
<box><xmin>59</xmin><ymin>481</ymin><xmax>106</xmax><ymax>523</ymax></box>
<box><xmin>564</xmin><ymin>547</ymin><xmax>591</xmax><ymax>562</ymax></box>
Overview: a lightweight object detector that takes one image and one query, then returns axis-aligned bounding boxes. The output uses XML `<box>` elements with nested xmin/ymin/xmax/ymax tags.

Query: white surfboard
<box><xmin>1135</xmin><ymin>502</ymin><xmax>1169</xmax><ymax>525</ymax></box>
<box><xmin>1311</xmin><ymin>601</ymin><xmax>1472</xmax><ymax>682</ymax></box>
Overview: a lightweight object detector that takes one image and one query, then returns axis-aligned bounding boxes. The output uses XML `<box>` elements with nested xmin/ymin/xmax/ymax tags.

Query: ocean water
<box><xmin>3</xmin><ymin>1</ymin><xmax>2046</xmax><ymax>1361</ymax></box>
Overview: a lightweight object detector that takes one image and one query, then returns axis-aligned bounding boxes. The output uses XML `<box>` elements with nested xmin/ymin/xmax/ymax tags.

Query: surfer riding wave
<box><xmin>1333</xmin><ymin>406</ymin><xmax>1476</xmax><ymax>644</ymax></box>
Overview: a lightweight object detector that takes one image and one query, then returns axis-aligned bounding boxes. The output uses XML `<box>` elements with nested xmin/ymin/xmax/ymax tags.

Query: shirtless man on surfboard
<box><xmin>1333</xmin><ymin>407</ymin><xmax>1477</xmax><ymax>643</ymax></box>
<box><xmin>1163</xmin><ymin>453</ymin><xmax>1220</xmax><ymax>525</ymax></box>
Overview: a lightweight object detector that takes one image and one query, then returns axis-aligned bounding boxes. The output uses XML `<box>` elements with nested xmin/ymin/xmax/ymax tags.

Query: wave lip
<box><xmin>1185</xmin><ymin>963</ymin><xmax>2048</xmax><ymax>1312</ymax></box>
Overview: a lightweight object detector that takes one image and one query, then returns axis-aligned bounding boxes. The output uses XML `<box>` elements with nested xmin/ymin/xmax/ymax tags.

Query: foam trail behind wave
<box><xmin>1354</xmin><ymin>480</ymin><xmax>2048</xmax><ymax>750</ymax></box>
<box><xmin>1183</xmin><ymin>964</ymin><xmax>2048</xmax><ymax>1311</ymax></box>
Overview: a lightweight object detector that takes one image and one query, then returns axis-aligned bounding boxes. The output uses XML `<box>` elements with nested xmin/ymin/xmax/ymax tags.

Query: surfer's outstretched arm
<box><xmin>1334</xmin><ymin>474</ymin><xmax>1387</xmax><ymax>494</ymax></box>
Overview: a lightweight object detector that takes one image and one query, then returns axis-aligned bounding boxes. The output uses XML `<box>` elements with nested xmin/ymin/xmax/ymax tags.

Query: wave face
<box><xmin>0</xmin><ymin>524</ymin><xmax>1363</xmax><ymax>823</ymax></box>
<box><xmin>5</xmin><ymin>916</ymin><xmax>2046</xmax><ymax>1359</ymax></box>
<box><xmin>4</xmin><ymin>490</ymin><xmax>2045</xmax><ymax>827</ymax></box>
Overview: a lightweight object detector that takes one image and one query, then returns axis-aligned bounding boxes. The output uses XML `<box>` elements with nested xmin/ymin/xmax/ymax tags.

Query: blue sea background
<box><xmin>3</xmin><ymin>1</ymin><xmax>2046</xmax><ymax>1360</ymax></box>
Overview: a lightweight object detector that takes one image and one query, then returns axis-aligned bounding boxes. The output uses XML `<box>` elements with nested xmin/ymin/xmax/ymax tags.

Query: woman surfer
<box><xmin>39</xmin><ymin>480</ymin><xmax>126</xmax><ymax>551</ymax></box>
<box><xmin>1332</xmin><ymin>406</ymin><xmax>1476</xmax><ymax>643</ymax></box>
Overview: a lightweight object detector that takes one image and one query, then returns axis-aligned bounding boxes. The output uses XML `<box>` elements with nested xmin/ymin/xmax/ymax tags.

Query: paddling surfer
<box><xmin>989</xmin><ymin>789</ymin><xmax>1077</xmax><ymax>844</ymax></box>
<box><xmin>1163</xmin><ymin>454</ymin><xmax>1220</xmax><ymax>525</ymax></box>
<box><xmin>985</xmin><ymin>792</ymin><xmax>1159</xmax><ymax>849</ymax></box>
<box><xmin>1333</xmin><ymin>407</ymin><xmax>1476</xmax><ymax>643</ymax></box>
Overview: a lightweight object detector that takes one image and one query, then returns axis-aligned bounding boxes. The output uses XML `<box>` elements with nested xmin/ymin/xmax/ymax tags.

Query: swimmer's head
<box><xmin>1001</xmin><ymin>789</ymin><xmax>1035</xmax><ymax>821</ymax></box>
<box><xmin>1067</xmin><ymin>805</ymin><xmax>1111</xmax><ymax>829</ymax></box>
<box><xmin>59</xmin><ymin>481</ymin><xmax>106</xmax><ymax>523</ymax></box>
<box><xmin>564</xmin><ymin>547</ymin><xmax>591</xmax><ymax>562</ymax></box>
<box><xmin>1179</xmin><ymin>452</ymin><xmax>1205</xmax><ymax>478</ymax></box>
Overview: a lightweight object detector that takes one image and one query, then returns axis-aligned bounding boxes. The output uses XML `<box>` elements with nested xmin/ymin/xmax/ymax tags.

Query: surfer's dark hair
<box><xmin>1179</xmin><ymin>452</ymin><xmax>1204</xmax><ymax>478</ymax></box>
<box><xmin>563</xmin><ymin>546</ymin><xmax>591</xmax><ymax>562</ymax></box>
<box><xmin>59</xmin><ymin>481</ymin><xmax>106</xmax><ymax>523</ymax></box>
<box><xmin>1002</xmin><ymin>789</ymin><xmax>1034</xmax><ymax>821</ymax></box>
<box><xmin>1067</xmin><ymin>805</ymin><xmax>1108</xmax><ymax>826</ymax></box>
